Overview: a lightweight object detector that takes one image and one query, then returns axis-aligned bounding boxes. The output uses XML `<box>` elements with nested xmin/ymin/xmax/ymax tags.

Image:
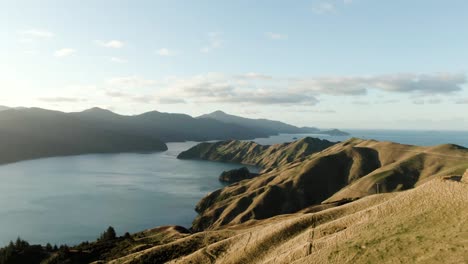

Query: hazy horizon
<box><xmin>2</xmin><ymin>0</ymin><xmax>468</xmax><ymax>130</ymax></box>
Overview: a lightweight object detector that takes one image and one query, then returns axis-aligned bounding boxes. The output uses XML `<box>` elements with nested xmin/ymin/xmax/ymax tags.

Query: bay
<box><xmin>0</xmin><ymin>129</ymin><xmax>467</xmax><ymax>246</ymax></box>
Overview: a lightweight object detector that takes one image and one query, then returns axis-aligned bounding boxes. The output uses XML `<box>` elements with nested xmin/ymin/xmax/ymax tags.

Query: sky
<box><xmin>1</xmin><ymin>0</ymin><xmax>468</xmax><ymax>130</ymax></box>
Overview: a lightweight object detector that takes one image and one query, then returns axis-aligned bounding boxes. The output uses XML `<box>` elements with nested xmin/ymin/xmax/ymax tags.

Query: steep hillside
<box><xmin>181</xmin><ymin>137</ymin><xmax>468</xmax><ymax>231</ymax></box>
<box><xmin>198</xmin><ymin>110</ymin><xmax>349</xmax><ymax>136</ymax></box>
<box><xmin>178</xmin><ymin>137</ymin><xmax>336</xmax><ymax>169</ymax></box>
<box><xmin>0</xmin><ymin>108</ymin><xmax>167</xmax><ymax>165</ymax></box>
<box><xmin>96</xmin><ymin>178</ymin><xmax>466</xmax><ymax>264</ymax></box>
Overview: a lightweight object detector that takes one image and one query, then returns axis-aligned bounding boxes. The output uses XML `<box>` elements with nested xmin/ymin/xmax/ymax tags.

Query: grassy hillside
<box><xmin>178</xmin><ymin>137</ymin><xmax>336</xmax><ymax>169</ymax></box>
<box><xmin>5</xmin><ymin>177</ymin><xmax>465</xmax><ymax>263</ymax></box>
<box><xmin>98</xmin><ymin>177</ymin><xmax>467</xmax><ymax>264</ymax></box>
<box><xmin>2</xmin><ymin>135</ymin><xmax>467</xmax><ymax>263</ymax></box>
<box><xmin>181</xmin><ymin>137</ymin><xmax>468</xmax><ymax>231</ymax></box>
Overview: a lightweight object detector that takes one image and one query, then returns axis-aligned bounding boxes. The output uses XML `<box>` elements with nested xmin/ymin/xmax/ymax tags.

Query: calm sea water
<box><xmin>253</xmin><ymin>129</ymin><xmax>468</xmax><ymax>147</ymax></box>
<box><xmin>0</xmin><ymin>142</ymin><xmax>257</xmax><ymax>246</ymax></box>
<box><xmin>0</xmin><ymin>129</ymin><xmax>466</xmax><ymax>246</ymax></box>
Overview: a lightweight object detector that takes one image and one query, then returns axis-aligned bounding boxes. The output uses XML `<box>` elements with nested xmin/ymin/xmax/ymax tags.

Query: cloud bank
<box><xmin>98</xmin><ymin>72</ymin><xmax>467</xmax><ymax>107</ymax></box>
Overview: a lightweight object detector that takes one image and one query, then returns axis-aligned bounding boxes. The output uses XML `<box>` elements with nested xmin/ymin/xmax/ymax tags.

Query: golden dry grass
<box><xmin>192</xmin><ymin>138</ymin><xmax>468</xmax><ymax>231</ymax></box>
<box><xmin>108</xmin><ymin>178</ymin><xmax>468</xmax><ymax>264</ymax></box>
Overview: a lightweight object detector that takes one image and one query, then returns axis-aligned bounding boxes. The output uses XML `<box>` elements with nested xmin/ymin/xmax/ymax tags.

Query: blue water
<box><xmin>253</xmin><ymin>129</ymin><xmax>468</xmax><ymax>147</ymax></box>
<box><xmin>0</xmin><ymin>129</ymin><xmax>466</xmax><ymax>246</ymax></box>
<box><xmin>0</xmin><ymin>142</ymin><xmax>258</xmax><ymax>246</ymax></box>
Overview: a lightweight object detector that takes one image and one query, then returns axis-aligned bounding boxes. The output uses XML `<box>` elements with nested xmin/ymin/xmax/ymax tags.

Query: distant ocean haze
<box><xmin>253</xmin><ymin>129</ymin><xmax>468</xmax><ymax>147</ymax></box>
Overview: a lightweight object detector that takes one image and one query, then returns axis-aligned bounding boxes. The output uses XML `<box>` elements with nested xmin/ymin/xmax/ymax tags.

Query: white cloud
<box><xmin>156</xmin><ymin>48</ymin><xmax>175</xmax><ymax>56</ymax></box>
<box><xmin>96</xmin><ymin>40</ymin><xmax>125</xmax><ymax>48</ymax></box>
<box><xmin>23</xmin><ymin>50</ymin><xmax>38</xmax><ymax>55</ymax></box>
<box><xmin>105</xmin><ymin>90</ymin><xmax>156</xmax><ymax>104</ymax></box>
<box><xmin>294</xmin><ymin>73</ymin><xmax>466</xmax><ymax>95</ymax></box>
<box><xmin>39</xmin><ymin>97</ymin><xmax>87</xmax><ymax>103</ymax></box>
<box><xmin>344</xmin><ymin>0</ymin><xmax>353</xmax><ymax>4</ymax></box>
<box><xmin>265</xmin><ymin>32</ymin><xmax>287</xmax><ymax>40</ymax></box>
<box><xmin>312</xmin><ymin>2</ymin><xmax>336</xmax><ymax>14</ymax></box>
<box><xmin>98</xmin><ymin>72</ymin><xmax>466</xmax><ymax>108</ymax></box>
<box><xmin>237</xmin><ymin>72</ymin><xmax>273</xmax><ymax>80</ymax></box>
<box><xmin>110</xmin><ymin>57</ymin><xmax>127</xmax><ymax>63</ymax></box>
<box><xmin>455</xmin><ymin>98</ymin><xmax>468</xmax><ymax>104</ymax></box>
<box><xmin>107</xmin><ymin>76</ymin><xmax>158</xmax><ymax>87</ymax></box>
<box><xmin>201</xmin><ymin>32</ymin><xmax>223</xmax><ymax>53</ymax></box>
<box><xmin>20</xmin><ymin>29</ymin><xmax>54</xmax><ymax>38</ymax></box>
<box><xmin>54</xmin><ymin>48</ymin><xmax>76</xmax><ymax>57</ymax></box>
<box><xmin>157</xmin><ymin>97</ymin><xmax>186</xmax><ymax>104</ymax></box>
<box><xmin>157</xmin><ymin>73</ymin><xmax>318</xmax><ymax>105</ymax></box>
<box><xmin>292</xmin><ymin>108</ymin><xmax>336</xmax><ymax>114</ymax></box>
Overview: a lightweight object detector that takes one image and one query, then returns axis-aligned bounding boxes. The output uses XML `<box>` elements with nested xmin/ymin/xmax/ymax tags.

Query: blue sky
<box><xmin>1</xmin><ymin>0</ymin><xmax>468</xmax><ymax>130</ymax></box>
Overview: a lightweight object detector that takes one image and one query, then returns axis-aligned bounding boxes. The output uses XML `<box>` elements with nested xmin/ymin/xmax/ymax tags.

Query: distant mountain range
<box><xmin>0</xmin><ymin>108</ymin><xmax>167</xmax><ymax>165</ymax></box>
<box><xmin>0</xmin><ymin>107</ymin><xmax>348</xmax><ymax>164</ymax></box>
<box><xmin>198</xmin><ymin>110</ymin><xmax>349</xmax><ymax>136</ymax></box>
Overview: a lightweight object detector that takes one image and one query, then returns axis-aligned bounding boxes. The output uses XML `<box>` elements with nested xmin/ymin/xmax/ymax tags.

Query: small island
<box><xmin>218</xmin><ymin>167</ymin><xmax>258</xmax><ymax>183</ymax></box>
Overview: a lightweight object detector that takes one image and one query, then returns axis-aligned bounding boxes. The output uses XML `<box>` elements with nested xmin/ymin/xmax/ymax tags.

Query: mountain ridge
<box><xmin>0</xmin><ymin>107</ymin><xmax>348</xmax><ymax>165</ymax></box>
<box><xmin>198</xmin><ymin>110</ymin><xmax>349</xmax><ymax>136</ymax></box>
<box><xmin>178</xmin><ymin>137</ymin><xmax>336</xmax><ymax>170</ymax></box>
<box><xmin>178</xmin><ymin>137</ymin><xmax>468</xmax><ymax>231</ymax></box>
<box><xmin>0</xmin><ymin>108</ymin><xmax>168</xmax><ymax>165</ymax></box>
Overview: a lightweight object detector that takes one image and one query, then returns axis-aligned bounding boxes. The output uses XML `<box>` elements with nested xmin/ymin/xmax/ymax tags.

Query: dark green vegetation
<box><xmin>0</xmin><ymin>238</ymin><xmax>50</xmax><ymax>264</ymax></box>
<box><xmin>98</xmin><ymin>226</ymin><xmax>117</xmax><ymax>242</ymax></box>
<box><xmin>218</xmin><ymin>167</ymin><xmax>258</xmax><ymax>183</ymax></box>
<box><xmin>0</xmin><ymin>107</ymin><xmax>347</xmax><ymax>165</ymax></box>
<box><xmin>0</xmin><ymin>226</ymin><xmax>197</xmax><ymax>264</ymax></box>
<box><xmin>0</xmin><ymin>226</ymin><xmax>167</xmax><ymax>264</ymax></box>
<box><xmin>198</xmin><ymin>110</ymin><xmax>349</xmax><ymax>136</ymax></box>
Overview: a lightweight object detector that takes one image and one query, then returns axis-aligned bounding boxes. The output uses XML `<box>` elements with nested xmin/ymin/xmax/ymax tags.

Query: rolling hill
<box><xmin>2</xmin><ymin>137</ymin><xmax>467</xmax><ymax>264</ymax></box>
<box><xmin>36</xmin><ymin>175</ymin><xmax>468</xmax><ymax>264</ymax></box>
<box><xmin>179</xmin><ymin>137</ymin><xmax>468</xmax><ymax>231</ymax></box>
<box><xmin>178</xmin><ymin>137</ymin><xmax>336</xmax><ymax>169</ymax></box>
